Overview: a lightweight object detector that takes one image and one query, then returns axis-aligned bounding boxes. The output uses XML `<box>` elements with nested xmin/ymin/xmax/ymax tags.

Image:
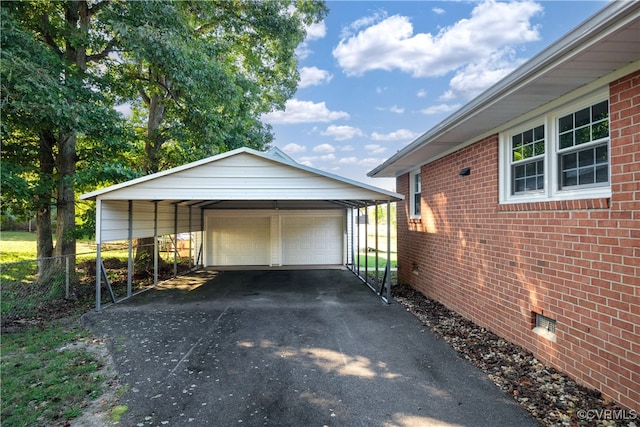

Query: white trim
<box><xmin>499</xmin><ymin>88</ymin><xmax>612</xmax><ymax>204</ymax></box>
<box><xmin>409</xmin><ymin>169</ymin><xmax>422</xmax><ymax>219</ymax></box>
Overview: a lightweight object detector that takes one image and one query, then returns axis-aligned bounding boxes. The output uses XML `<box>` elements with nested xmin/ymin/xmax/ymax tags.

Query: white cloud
<box><xmin>262</xmin><ymin>99</ymin><xmax>349</xmax><ymax>124</ymax></box>
<box><xmin>432</xmin><ymin>7</ymin><xmax>445</xmax><ymax>15</ymax></box>
<box><xmin>365</xmin><ymin>144</ymin><xmax>387</xmax><ymax>155</ymax></box>
<box><xmin>300</xmin><ymin>153</ymin><xmax>336</xmax><ymax>163</ymax></box>
<box><xmin>299</xmin><ymin>67</ymin><xmax>333</xmax><ymax>88</ymax></box>
<box><xmin>321</xmin><ymin>125</ymin><xmax>365</xmax><ymax>141</ymax></box>
<box><xmin>338</xmin><ymin>157</ymin><xmax>359</xmax><ymax>164</ymax></box>
<box><xmin>296</xmin><ymin>21</ymin><xmax>327</xmax><ymax>59</ymax></box>
<box><xmin>306</xmin><ymin>21</ymin><xmax>327</xmax><ymax>41</ymax></box>
<box><xmin>371</xmin><ymin>129</ymin><xmax>420</xmax><ymax>141</ymax></box>
<box><xmin>340</xmin><ymin>145</ymin><xmax>355</xmax><ymax>151</ymax></box>
<box><xmin>440</xmin><ymin>49</ymin><xmax>526</xmax><ymax>100</ymax></box>
<box><xmin>416</xmin><ymin>89</ymin><xmax>427</xmax><ymax>98</ymax></box>
<box><xmin>332</xmin><ymin>0</ymin><xmax>542</xmax><ymax>82</ymax></box>
<box><xmin>282</xmin><ymin>143</ymin><xmax>306</xmax><ymax>154</ymax></box>
<box><xmin>377</xmin><ymin>105</ymin><xmax>404</xmax><ymax>114</ymax></box>
<box><xmin>420</xmin><ymin>103</ymin><xmax>462</xmax><ymax>115</ymax></box>
<box><xmin>313</xmin><ymin>143</ymin><xmax>335</xmax><ymax>153</ymax></box>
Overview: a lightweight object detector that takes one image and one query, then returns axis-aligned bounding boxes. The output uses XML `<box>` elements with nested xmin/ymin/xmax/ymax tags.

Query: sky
<box><xmin>261</xmin><ymin>0</ymin><xmax>608</xmax><ymax>190</ymax></box>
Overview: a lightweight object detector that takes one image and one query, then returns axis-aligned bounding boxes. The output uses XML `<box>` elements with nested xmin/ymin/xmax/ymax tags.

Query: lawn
<box><xmin>0</xmin><ymin>231</ymin><xmax>97</xmax><ymax>263</ymax></box>
<box><xmin>1</xmin><ymin>322</ymin><xmax>108</xmax><ymax>426</ymax></box>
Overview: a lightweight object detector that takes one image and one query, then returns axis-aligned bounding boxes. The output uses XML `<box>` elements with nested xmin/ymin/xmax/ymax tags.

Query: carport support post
<box><xmin>154</xmin><ymin>201</ymin><xmax>159</xmax><ymax>286</ymax></box>
<box><xmin>386</xmin><ymin>200</ymin><xmax>391</xmax><ymax>302</ymax></box>
<box><xmin>349</xmin><ymin>207</ymin><xmax>355</xmax><ymax>269</ymax></box>
<box><xmin>375</xmin><ymin>201</ymin><xmax>379</xmax><ymax>288</ymax></box>
<box><xmin>173</xmin><ymin>203</ymin><xmax>178</xmax><ymax>278</ymax></box>
<box><xmin>364</xmin><ymin>204</ymin><xmax>369</xmax><ymax>282</ymax></box>
<box><xmin>95</xmin><ymin>198</ymin><xmax>102</xmax><ymax>311</ymax></box>
<box><xmin>188</xmin><ymin>206</ymin><xmax>193</xmax><ymax>270</ymax></box>
<box><xmin>127</xmin><ymin>200</ymin><xmax>133</xmax><ymax>298</ymax></box>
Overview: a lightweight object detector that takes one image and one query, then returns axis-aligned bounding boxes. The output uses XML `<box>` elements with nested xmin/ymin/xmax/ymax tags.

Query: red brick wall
<box><xmin>396</xmin><ymin>69</ymin><xmax>640</xmax><ymax>411</ymax></box>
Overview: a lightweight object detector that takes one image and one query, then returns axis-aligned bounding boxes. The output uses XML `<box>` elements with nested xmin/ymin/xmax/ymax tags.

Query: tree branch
<box><xmin>86</xmin><ymin>39</ymin><xmax>117</xmax><ymax>63</ymax></box>
<box><xmin>88</xmin><ymin>0</ymin><xmax>110</xmax><ymax>16</ymax></box>
<box><xmin>39</xmin><ymin>15</ymin><xmax>64</xmax><ymax>57</ymax></box>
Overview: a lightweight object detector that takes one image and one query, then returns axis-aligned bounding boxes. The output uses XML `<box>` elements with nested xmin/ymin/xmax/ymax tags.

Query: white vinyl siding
<box><xmin>98</xmin><ymin>200</ymin><xmax>202</xmax><ymax>242</ymax></box>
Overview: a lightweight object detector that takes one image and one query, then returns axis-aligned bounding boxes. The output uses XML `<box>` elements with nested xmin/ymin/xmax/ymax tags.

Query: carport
<box><xmin>81</xmin><ymin>147</ymin><xmax>403</xmax><ymax>310</ymax></box>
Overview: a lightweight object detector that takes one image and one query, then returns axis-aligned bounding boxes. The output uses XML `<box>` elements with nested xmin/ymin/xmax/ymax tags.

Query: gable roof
<box><xmin>81</xmin><ymin>147</ymin><xmax>402</xmax><ymax>207</ymax></box>
<box><xmin>369</xmin><ymin>1</ymin><xmax>640</xmax><ymax>178</ymax></box>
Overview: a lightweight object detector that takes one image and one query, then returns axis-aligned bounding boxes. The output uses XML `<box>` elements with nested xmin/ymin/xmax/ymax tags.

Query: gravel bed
<box><xmin>392</xmin><ymin>284</ymin><xmax>638</xmax><ymax>427</ymax></box>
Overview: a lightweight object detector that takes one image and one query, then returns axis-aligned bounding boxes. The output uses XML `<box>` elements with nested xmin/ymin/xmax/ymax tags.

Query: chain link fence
<box><xmin>1</xmin><ymin>237</ymin><xmax>198</xmax><ymax>326</ymax></box>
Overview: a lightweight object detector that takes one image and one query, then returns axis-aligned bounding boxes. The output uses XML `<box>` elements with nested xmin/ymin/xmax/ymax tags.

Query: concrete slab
<box><xmin>83</xmin><ymin>269</ymin><xmax>539</xmax><ymax>427</ymax></box>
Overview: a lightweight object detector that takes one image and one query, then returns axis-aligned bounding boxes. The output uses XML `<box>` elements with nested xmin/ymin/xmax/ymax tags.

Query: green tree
<box><xmin>2</xmin><ymin>0</ymin><xmax>327</xmax><ymax>266</ymax></box>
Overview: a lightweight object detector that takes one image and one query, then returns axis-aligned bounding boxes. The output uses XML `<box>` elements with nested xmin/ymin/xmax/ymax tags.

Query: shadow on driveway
<box><xmin>83</xmin><ymin>269</ymin><xmax>538</xmax><ymax>427</ymax></box>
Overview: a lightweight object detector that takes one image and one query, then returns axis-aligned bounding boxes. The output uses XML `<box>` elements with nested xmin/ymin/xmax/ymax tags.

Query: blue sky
<box><xmin>262</xmin><ymin>0</ymin><xmax>608</xmax><ymax>190</ymax></box>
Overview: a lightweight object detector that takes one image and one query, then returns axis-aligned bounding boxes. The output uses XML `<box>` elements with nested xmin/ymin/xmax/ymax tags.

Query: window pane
<box><xmin>523</xmin><ymin>129</ymin><xmax>533</xmax><ymax>144</ymax></box>
<box><xmin>536</xmin><ymin>176</ymin><xmax>544</xmax><ymax>190</ymax></box>
<box><xmin>592</xmin><ymin>100</ymin><xmax>608</xmax><ymax>121</ymax></box>
<box><xmin>514</xmin><ymin>164</ymin><xmax>524</xmax><ymax>178</ymax></box>
<box><xmin>534</xmin><ymin>140</ymin><xmax>545</xmax><ymax>156</ymax></box>
<box><xmin>534</xmin><ymin>125</ymin><xmax>544</xmax><ymax>141</ymax></box>
<box><xmin>559</xmin><ymin>132</ymin><xmax>573</xmax><ymax>149</ymax></box>
<box><xmin>559</xmin><ymin>114</ymin><xmax>573</xmax><ymax>132</ymax></box>
<box><xmin>579</xmin><ymin>149</ymin><xmax>594</xmax><ymax>166</ymax></box>
<box><xmin>514</xmin><ymin>178</ymin><xmax>525</xmax><ymax>193</ymax></box>
<box><xmin>578</xmin><ymin>167</ymin><xmax>594</xmax><ymax>185</ymax></box>
<box><xmin>595</xmin><ymin>144</ymin><xmax>608</xmax><ymax>163</ymax></box>
<box><xmin>563</xmin><ymin>169</ymin><xmax>577</xmax><ymax>187</ymax></box>
<box><xmin>596</xmin><ymin>164</ymin><xmax>608</xmax><ymax>183</ymax></box>
<box><xmin>513</xmin><ymin>147</ymin><xmax>522</xmax><ymax>162</ymax></box>
<box><xmin>563</xmin><ymin>152</ymin><xmax>577</xmax><ymax>170</ymax></box>
<box><xmin>593</xmin><ymin>121</ymin><xmax>609</xmax><ymax>140</ymax></box>
<box><xmin>575</xmin><ymin>107</ymin><xmax>590</xmax><ymax>127</ymax></box>
<box><xmin>575</xmin><ymin>127</ymin><xmax>591</xmax><ymax>145</ymax></box>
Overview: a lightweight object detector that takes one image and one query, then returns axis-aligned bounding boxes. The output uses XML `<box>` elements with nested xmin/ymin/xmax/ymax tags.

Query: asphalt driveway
<box><xmin>82</xmin><ymin>269</ymin><xmax>538</xmax><ymax>427</ymax></box>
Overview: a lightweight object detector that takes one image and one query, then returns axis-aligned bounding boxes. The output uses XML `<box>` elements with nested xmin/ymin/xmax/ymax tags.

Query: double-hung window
<box><xmin>410</xmin><ymin>170</ymin><xmax>421</xmax><ymax>218</ymax></box>
<box><xmin>557</xmin><ymin>100</ymin><xmax>609</xmax><ymax>189</ymax></box>
<box><xmin>501</xmin><ymin>91</ymin><xmax>610</xmax><ymax>203</ymax></box>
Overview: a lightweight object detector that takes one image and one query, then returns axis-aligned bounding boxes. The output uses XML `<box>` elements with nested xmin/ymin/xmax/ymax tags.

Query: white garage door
<box><xmin>282</xmin><ymin>216</ymin><xmax>343</xmax><ymax>265</ymax></box>
<box><xmin>208</xmin><ymin>216</ymin><xmax>270</xmax><ymax>266</ymax></box>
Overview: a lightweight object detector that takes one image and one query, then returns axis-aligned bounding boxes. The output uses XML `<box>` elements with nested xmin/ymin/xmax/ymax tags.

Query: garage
<box><xmin>81</xmin><ymin>147</ymin><xmax>402</xmax><ymax>308</ymax></box>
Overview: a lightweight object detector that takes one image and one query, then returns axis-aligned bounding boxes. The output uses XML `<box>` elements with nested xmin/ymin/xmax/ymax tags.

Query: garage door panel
<box><xmin>283</xmin><ymin>216</ymin><xmax>342</xmax><ymax>265</ymax></box>
<box><xmin>209</xmin><ymin>217</ymin><xmax>270</xmax><ymax>266</ymax></box>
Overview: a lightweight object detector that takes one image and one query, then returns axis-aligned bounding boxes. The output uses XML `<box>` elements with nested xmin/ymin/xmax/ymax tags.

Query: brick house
<box><xmin>369</xmin><ymin>2</ymin><xmax>639</xmax><ymax>411</ymax></box>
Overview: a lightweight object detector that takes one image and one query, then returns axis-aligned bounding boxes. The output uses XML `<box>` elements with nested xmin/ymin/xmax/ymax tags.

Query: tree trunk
<box><xmin>36</xmin><ymin>131</ymin><xmax>55</xmax><ymax>260</ymax></box>
<box><xmin>55</xmin><ymin>132</ymin><xmax>77</xmax><ymax>265</ymax></box>
<box><xmin>135</xmin><ymin>90</ymin><xmax>168</xmax><ymax>271</ymax></box>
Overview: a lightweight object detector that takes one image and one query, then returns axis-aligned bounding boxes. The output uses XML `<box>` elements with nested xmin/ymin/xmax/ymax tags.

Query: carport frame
<box><xmin>83</xmin><ymin>147</ymin><xmax>402</xmax><ymax>310</ymax></box>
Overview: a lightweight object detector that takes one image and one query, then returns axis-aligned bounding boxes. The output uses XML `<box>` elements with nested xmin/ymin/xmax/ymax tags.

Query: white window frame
<box><xmin>410</xmin><ymin>169</ymin><xmax>421</xmax><ymax>219</ymax></box>
<box><xmin>500</xmin><ymin>89</ymin><xmax>611</xmax><ymax>204</ymax></box>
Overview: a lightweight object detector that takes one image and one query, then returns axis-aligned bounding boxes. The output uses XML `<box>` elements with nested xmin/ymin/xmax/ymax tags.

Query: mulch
<box><xmin>392</xmin><ymin>283</ymin><xmax>636</xmax><ymax>427</ymax></box>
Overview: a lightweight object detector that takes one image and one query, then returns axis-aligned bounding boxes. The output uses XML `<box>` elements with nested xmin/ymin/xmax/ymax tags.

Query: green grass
<box><xmin>1</xmin><ymin>323</ymin><xmax>106</xmax><ymax>427</ymax></box>
<box><xmin>357</xmin><ymin>251</ymin><xmax>397</xmax><ymax>269</ymax></box>
<box><xmin>0</xmin><ymin>231</ymin><xmax>122</xmax><ymax>263</ymax></box>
